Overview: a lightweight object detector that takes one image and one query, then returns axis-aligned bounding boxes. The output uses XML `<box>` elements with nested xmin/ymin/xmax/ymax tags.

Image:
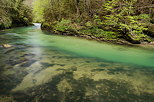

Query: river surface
<box><xmin>0</xmin><ymin>24</ymin><xmax>154</xmax><ymax>102</ymax></box>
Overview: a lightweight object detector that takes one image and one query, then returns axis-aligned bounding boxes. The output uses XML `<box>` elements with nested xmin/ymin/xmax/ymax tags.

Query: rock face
<box><xmin>2</xmin><ymin>44</ymin><xmax>12</xmax><ymax>48</ymax></box>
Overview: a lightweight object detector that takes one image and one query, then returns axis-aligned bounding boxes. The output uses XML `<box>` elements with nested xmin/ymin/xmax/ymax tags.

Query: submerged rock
<box><xmin>2</xmin><ymin>44</ymin><xmax>12</xmax><ymax>48</ymax></box>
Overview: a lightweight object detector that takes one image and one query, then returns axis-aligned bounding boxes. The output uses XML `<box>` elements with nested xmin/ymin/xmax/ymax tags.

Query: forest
<box><xmin>0</xmin><ymin>0</ymin><xmax>154</xmax><ymax>44</ymax></box>
<box><xmin>33</xmin><ymin>0</ymin><xmax>154</xmax><ymax>44</ymax></box>
<box><xmin>0</xmin><ymin>0</ymin><xmax>33</xmax><ymax>29</ymax></box>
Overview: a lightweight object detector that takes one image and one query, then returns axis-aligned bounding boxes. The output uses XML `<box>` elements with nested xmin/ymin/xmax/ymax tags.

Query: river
<box><xmin>0</xmin><ymin>23</ymin><xmax>154</xmax><ymax>102</ymax></box>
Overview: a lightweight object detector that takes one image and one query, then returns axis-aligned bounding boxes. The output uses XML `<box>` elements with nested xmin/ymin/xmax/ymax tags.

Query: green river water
<box><xmin>0</xmin><ymin>23</ymin><xmax>154</xmax><ymax>102</ymax></box>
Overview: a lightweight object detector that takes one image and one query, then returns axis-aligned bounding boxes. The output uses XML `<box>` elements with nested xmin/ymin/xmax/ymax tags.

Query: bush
<box><xmin>0</xmin><ymin>0</ymin><xmax>33</xmax><ymax>29</ymax></box>
<box><xmin>79</xmin><ymin>27</ymin><xmax>117</xmax><ymax>39</ymax></box>
<box><xmin>53</xmin><ymin>19</ymin><xmax>72</xmax><ymax>32</ymax></box>
<box><xmin>0</xmin><ymin>8</ymin><xmax>12</xmax><ymax>29</ymax></box>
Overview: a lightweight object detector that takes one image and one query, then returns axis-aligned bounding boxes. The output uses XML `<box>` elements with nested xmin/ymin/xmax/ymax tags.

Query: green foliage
<box><xmin>53</xmin><ymin>19</ymin><xmax>72</xmax><ymax>32</ymax></box>
<box><xmin>33</xmin><ymin>0</ymin><xmax>104</xmax><ymax>23</ymax></box>
<box><xmin>93</xmin><ymin>15</ymin><xmax>103</xmax><ymax>25</ymax></box>
<box><xmin>103</xmin><ymin>0</ymin><xmax>150</xmax><ymax>41</ymax></box>
<box><xmin>79</xmin><ymin>27</ymin><xmax>117</xmax><ymax>39</ymax></box>
<box><xmin>85</xmin><ymin>21</ymin><xmax>93</xmax><ymax>27</ymax></box>
<box><xmin>0</xmin><ymin>8</ymin><xmax>12</xmax><ymax>29</ymax></box>
<box><xmin>36</xmin><ymin>0</ymin><xmax>153</xmax><ymax>43</ymax></box>
<box><xmin>0</xmin><ymin>0</ymin><xmax>33</xmax><ymax>29</ymax></box>
<box><xmin>33</xmin><ymin>0</ymin><xmax>49</xmax><ymax>22</ymax></box>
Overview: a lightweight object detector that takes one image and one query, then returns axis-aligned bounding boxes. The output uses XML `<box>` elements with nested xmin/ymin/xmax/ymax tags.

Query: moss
<box><xmin>57</xmin><ymin>79</ymin><xmax>73</xmax><ymax>93</ymax></box>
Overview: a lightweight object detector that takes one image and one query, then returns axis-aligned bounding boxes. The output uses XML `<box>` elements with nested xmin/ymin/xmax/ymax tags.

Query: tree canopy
<box><xmin>1</xmin><ymin>0</ymin><xmax>154</xmax><ymax>43</ymax></box>
<box><xmin>33</xmin><ymin>0</ymin><xmax>153</xmax><ymax>43</ymax></box>
<box><xmin>0</xmin><ymin>0</ymin><xmax>33</xmax><ymax>29</ymax></box>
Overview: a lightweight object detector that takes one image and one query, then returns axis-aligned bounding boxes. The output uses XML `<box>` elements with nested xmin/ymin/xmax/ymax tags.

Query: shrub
<box><xmin>79</xmin><ymin>27</ymin><xmax>117</xmax><ymax>39</ymax></box>
<box><xmin>53</xmin><ymin>19</ymin><xmax>72</xmax><ymax>32</ymax></box>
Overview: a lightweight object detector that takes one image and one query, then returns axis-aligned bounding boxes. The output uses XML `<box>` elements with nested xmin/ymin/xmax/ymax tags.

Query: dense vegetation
<box><xmin>33</xmin><ymin>0</ymin><xmax>154</xmax><ymax>44</ymax></box>
<box><xmin>1</xmin><ymin>0</ymin><xmax>154</xmax><ymax>44</ymax></box>
<box><xmin>0</xmin><ymin>0</ymin><xmax>33</xmax><ymax>29</ymax></box>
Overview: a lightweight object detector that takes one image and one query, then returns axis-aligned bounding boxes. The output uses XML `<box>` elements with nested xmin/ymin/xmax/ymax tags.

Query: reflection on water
<box><xmin>0</xmin><ymin>24</ymin><xmax>154</xmax><ymax>102</ymax></box>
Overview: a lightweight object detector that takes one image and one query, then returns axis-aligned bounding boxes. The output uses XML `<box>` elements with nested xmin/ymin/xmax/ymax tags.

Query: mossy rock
<box><xmin>41</xmin><ymin>22</ymin><xmax>52</xmax><ymax>30</ymax></box>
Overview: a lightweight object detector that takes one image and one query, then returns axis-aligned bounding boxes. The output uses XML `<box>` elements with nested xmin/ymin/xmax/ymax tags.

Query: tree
<box><xmin>0</xmin><ymin>0</ymin><xmax>33</xmax><ymax>29</ymax></box>
<box><xmin>103</xmin><ymin>0</ymin><xmax>150</xmax><ymax>43</ymax></box>
<box><xmin>33</xmin><ymin>0</ymin><xmax>49</xmax><ymax>22</ymax></box>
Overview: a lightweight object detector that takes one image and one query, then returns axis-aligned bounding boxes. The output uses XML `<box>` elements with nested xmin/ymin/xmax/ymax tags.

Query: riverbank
<box><xmin>0</xmin><ymin>23</ymin><xmax>34</xmax><ymax>31</ymax></box>
<box><xmin>41</xmin><ymin>23</ymin><xmax>132</xmax><ymax>45</ymax></box>
<box><xmin>41</xmin><ymin>23</ymin><xmax>154</xmax><ymax>48</ymax></box>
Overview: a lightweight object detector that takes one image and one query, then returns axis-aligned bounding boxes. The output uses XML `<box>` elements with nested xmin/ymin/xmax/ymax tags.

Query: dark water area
<box><xmin>0</xmin><ymin>24</ymin><xmax>154</xmax><ymax>102</ymax></box>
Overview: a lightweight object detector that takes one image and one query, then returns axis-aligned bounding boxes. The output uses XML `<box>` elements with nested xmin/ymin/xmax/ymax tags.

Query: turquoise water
<box><xmin>20</xmin><ymin>24</ymin><xmax>154</xmax><ymax>67</ymax></box>
<box><xmin>0</xmin><ymin>24</ymin><xmax>154</xmax><ymax>102</ymax></box>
